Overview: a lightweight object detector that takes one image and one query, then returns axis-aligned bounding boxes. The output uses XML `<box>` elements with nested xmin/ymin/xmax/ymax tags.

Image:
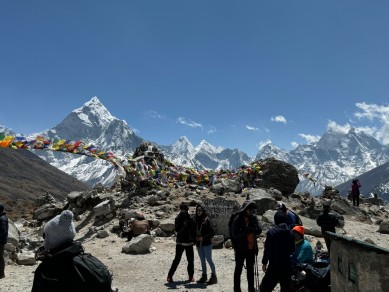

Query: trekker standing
<box><xmin>0</xmin><ymin>204</ymin><xmax>9</xmax><ymax>279</ymax></box>
<box><xmin>316</xmin><ymin>204</ymin><xmax>339</xmax><ymax>254</ymax></box>
<box><xmin>260</xmin><ymin>210</ymin><xmax>295</xmax><ymax>292</ymax></box>
<box><xmin>167</xmin><ymin>203</ymin><xmax>196</xmax><ymax>283</ymax></box>
<box><xmin>32</xmin><ymin>210</ymin><xmax>112</xmax><ymax>292</ymax></box>
<box><xmin>291</xmin><ymin>226</ymin><xmax>314</xmax><ymax>265</ymax></box>
<box><xmin>351</xmin><ymin>179</ymin><xmax>362</xmax><ymax>207</ymax></box>
<box><xmin>231</xmin><ymin>200</ymin><xmax>262</xmax><ymax>292</ymax></box>
<box><xmin>193</xmin><ymin>205</ymin><xmax>217</xmax><ymax>285</ymax></box>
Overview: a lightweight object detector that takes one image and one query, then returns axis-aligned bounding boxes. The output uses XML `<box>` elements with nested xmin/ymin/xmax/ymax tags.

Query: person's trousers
<box><xmin>168</xmin><ymin>244</ymin><xmax>194</xmax><ymax>278</ymax></box>
<box><xmin>260</xmin><ymin>266</ymin><xmax>291</xmax><ymax>292</ymax></box>
<box><xmin>197</xmin><ymin>243</ymin><xmax>216</xmax><ymax>275</ymax></box>
<box><xmin>353</xmin><ymin>196</ymin><xmax>359</xmax><ymax>207</ymax></box>
<box><xmin>234</xmin><ymin>250</ymin><xmax>255</xmax><ymax>292</ymax></box>
<box><xmin>0</xmin><ymin>244</ymin><xmax>5</xmax><ymax>277</ymax></box>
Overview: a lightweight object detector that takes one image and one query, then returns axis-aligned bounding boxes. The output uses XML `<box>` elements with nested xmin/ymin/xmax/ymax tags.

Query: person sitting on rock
<box><xmin>127</xmin><ymin>212</ymin><xmax>151</xmax><ymax>241</ymax></box>
<box><xmin>291</xmin><ymin>225</ymin><xmax>314</xmax><ymax>265</ymax></box>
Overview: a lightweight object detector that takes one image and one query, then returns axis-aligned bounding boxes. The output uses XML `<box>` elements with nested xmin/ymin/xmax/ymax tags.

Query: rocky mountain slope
<box><xmin>0</xmin><ymin>148</ymin><xmax>90</xmax><ymax>220</ymax></box>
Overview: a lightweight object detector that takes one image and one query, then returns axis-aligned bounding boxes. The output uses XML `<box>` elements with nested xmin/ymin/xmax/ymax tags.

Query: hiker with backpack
<box><xmin>230</xmin><ymin>200</ymin><xmax>262</xmax><ymax>292</ymax></box>
<box><xmin>32</xmin><ymin>210</ymin><xmax>113</xmax><ymax>292</ymax></box>
<box><xmin>167</xmin><ymin>203</ymin><xmax>196</xmax><ymax>283</ymax></box>
<box><xmin>193</xmin><ymin>204</ymin><xmax>217</xmax><ymax>285</ymax></box>
<box><xmin>276</xmin><ymin>203</ymin><xmax>302</xmax><ymax>229</ymax></box>
<box><xmin>259</xmin><ymin>210</ymin><xmax>295</xmax><ymax>292</ymax></box>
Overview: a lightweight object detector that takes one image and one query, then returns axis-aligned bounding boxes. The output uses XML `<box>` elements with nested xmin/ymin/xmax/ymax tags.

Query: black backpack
<box><xmin>73</xmin><ymin>252</ymin><xmax>113</xmax><ymax>292</ymax></box>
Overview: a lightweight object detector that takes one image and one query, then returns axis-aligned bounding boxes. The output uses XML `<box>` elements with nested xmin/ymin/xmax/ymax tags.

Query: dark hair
<box><xmin>195</xmin><ymin>205</ymin><xmax>207</xmax><ymax>218</ymax></box>
<box><xmin>179</xmin><ymin>203</ymin><xmax>189</xmax><ymax>211</ymax></box>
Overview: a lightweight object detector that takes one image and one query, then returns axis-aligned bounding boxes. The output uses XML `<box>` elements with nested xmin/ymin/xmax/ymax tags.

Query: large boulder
<box><xmin>254</xmin><ymin>158</ymin><xmax>299</xmax><ymax>196</ymax></box>
<box><xmin>245</xmin><ymin>188</ymin><xmax>278</xmax><ymax>215</ymax></box>
<box><xmin>122</xmin><ymin>234</ymin><xmax>154</xmax><ymax>254</ymax></box>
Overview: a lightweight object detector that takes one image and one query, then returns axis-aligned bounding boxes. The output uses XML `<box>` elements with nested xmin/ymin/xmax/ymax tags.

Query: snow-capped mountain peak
<box><xmin>171</xmin><ymin>136</ymin><xmax>194</xmax><ymax>154</ymax></box>
<box><xmin>73</xmin><ymin>96</ymin><xmax>115</xmax><ymax>128</ymax></box>
<box><xmin>195</xmin><ymin>140</ymin><xmax>224</xmax><ymax>154</ymax></box>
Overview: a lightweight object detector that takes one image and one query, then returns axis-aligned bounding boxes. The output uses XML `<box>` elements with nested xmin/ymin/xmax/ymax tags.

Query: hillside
<box><xmin>0</xmin><ymin>148</ymin><xmax>90</xmax><ymax>219</ymax></box>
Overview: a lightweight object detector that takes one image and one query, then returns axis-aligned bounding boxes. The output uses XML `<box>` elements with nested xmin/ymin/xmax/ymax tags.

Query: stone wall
<box><xmin>329</xmin><ymin>232</ymin><xmax>389</xmax><ymax>292</ymax></box>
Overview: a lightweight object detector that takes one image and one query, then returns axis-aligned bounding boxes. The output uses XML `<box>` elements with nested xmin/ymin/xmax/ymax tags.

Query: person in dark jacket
<box><xmin>167</xmin><ymin>203</ymin><xmax>196</xmax><ymax>283</ymax></box>
<box><xmin>193</xmin><ymin>204</ymin><xmax>217</xmax><ymax>285</ymax></box>
<box><xmin>351</xmin><ymin>179</ymin><xmax>362</xmax><ymax>207</ymax></box>
<box><xmin>316</xmin><ymin>204</ymin><xmax>340</xmax><ymax>254</ymax></box>
<box><xmin>260</xmin><ymin>210</ymin><xmax>295</xmax><ymax>292</ymax></box>
<box><xmin>0</xmin><ymin>204</ymin><xmax>9</xmax><ymax>279</ymax></box>
<box><xmin>276</xmin><ymin>203</ymin><xmax>302</xmax><ymax>229</ymax></box>
<box><xmin>32</xmin><ymin>210</ymin><xmax>110</xmax><ymax>292</ymax></box>
<box><xmin>231</xmin><ymin>200</ymin><xmax>262</xmax><ymax>292</ymax></box>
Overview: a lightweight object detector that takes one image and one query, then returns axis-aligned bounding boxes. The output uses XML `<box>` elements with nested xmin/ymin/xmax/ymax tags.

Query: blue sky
<box><xmin>1</xmin><ymin>0</ymin><xmax>389</xmax><ymax>157</ymax></box>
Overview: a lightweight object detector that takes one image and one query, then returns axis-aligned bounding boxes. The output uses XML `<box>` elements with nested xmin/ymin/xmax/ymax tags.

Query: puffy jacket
<box><xmin>194</xmin><ymin>216</ymin><xmax>215</xmax><ymax>247</ymax></box>
<box><xmin>262</xmin><ymin>223</ymin><xmax>295</xmax><ymax>269</ymax></box>
<box><xmin>175</xmin><ymin>210</ymin><xmax>195</xmax><ymax>245</ymax></box>
<box><xmin>0</xmin><ymin>213</ymin><xmax>8</xmax><ymax>245</ymax></box>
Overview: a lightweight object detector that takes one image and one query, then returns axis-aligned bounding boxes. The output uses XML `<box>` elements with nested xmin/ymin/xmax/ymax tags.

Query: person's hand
<box><xmin>196</xmin><ymin>236</ymin><xmax>203</xmax><ymax>242</ymax></box>
<box><xmin>262</xmin><ymin>264</ymin><xmax>267</xmax><ymax>272</ymax></box>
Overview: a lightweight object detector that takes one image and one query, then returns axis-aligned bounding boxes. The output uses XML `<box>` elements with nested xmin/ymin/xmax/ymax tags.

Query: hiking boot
<box><xmin>188</xmin><ymin>276</ymin><xmax>195</xmax><ymax>282</ymax></box>
<box><xmin>207</xmin><ymin>273</ymin><xmax>217</xmax><ymax>285</ymax></box>
<box><xmin>197</xmin><ymin>273</ymin><xmax>207</xmax><ymax>283</ymax></box>
<box><xmin>166</xmin><ymin>275</ymin><xmax>173</xmax><ymax>283</ymax></box>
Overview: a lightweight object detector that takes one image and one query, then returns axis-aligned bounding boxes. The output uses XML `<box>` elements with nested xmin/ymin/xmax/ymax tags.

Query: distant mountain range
<box><xmin>2</xmin><ymin>96</ymin><xmax>389</xmax><ymax>197</ymax></box>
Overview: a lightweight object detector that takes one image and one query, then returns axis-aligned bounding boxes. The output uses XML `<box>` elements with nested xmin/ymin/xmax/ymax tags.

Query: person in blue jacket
<box><xmin>291</xmin><ymin>225</ymin><xmax>314</xmax><ymax>265</ymax></box>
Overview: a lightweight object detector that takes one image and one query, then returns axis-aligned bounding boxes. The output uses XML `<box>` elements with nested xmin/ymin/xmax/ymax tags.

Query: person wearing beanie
<box><xmin>167</xmin><ymin>203</ymin><xmax>196</xmax><ymax>283</ymax></box>
<box><xmin>276</xmin><ymin>202</ymin><xmax>303</xmax><ymax>229</ymax></box>
<box><xmin>259</xmin><ymin>210</ymin><xmax>295</xmax><ymax>292</ymax></box>
<box><xmin>0</xmin><ymin>204</ymin><xmax>9</xmax><ymax>279</ymax></box>
<box><xmin>231</xmin><ymin>200</ymin><xmax>262</xmax><ymax>292</ymax></box>
<box><xmin>32</xmin><ymin>210</ymin><xmax>83</xmax><ymax>291</ymax></box>
<box><xmin>291</xmin><ymin>226</ymin><xmax>314</xmax><ymax>265</ymax></box>
<box><xmin>316</xmin><ymin>204</ymin><xmax>340</xmax><ymax>254</ymax></box>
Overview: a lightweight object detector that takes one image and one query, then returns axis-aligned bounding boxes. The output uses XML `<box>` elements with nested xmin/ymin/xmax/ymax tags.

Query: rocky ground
<box><xmin>1</xmin><ymin>185</ymin><xmax>389</xmax><ymax>292</ymax></box>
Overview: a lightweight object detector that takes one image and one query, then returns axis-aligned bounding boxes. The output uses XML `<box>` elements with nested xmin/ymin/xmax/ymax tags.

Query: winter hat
<box><xmin>44</xmin><ymin>210</ymin><xmax>76</xmax><ymax>251</ymax></box>
<box><xmin>274</xmin><ymin>210</ymin><xmax>287</xmax><ymax>225</ymax></box>
<box><xmin>292</xmin><ymin>225</ymin><xmax>305</xmax><ymax>236</ymax></box>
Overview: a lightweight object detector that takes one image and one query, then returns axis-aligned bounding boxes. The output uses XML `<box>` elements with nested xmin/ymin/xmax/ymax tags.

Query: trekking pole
<box><xmin>254</xmin><ymin>254</ymin><xmax>260</xmax><ymax>292</ymax></box>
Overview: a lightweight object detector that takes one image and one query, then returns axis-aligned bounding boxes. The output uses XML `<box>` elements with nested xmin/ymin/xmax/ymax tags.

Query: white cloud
<box><xmin>354</xmin><ymin>102</ymin><xmax>389</xmax><ymax>144</ymax></box>
<box><xmin>271</xmin><ymin>115</ymin><xmax>287</xmax><ymax>124</ymax></box>
<box><xmin>327</xmin><ymin>120</ymin><xmax>351</xmax><ymax>134</ymax></box>
<box><xmin>207</xmin><ymin>126</ymin><xmax>217</xmax><ymax>134</ymax></box>
<box><xmin>176</xmin><ymin>117</ymin><xmax>202</xmax><ymax>128</ymax></box>
<box><xmin>145</xmin><ymin>110</ymin><xmax>164</xmax><ymax>119</ymax></box>
<box><xmin>246</xmin><ymin>125</ymin><xmax>259</xmax><ymax>131</ymax></box>
<box><xmin>298</xmin><ymin>133</ymin><xmax>321</xmax><ymax>144</ymax></box>
<box><xmin>291</xmin><ymin>141</ymin><xmax>299</xmax><ymax>148</ymax></box>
